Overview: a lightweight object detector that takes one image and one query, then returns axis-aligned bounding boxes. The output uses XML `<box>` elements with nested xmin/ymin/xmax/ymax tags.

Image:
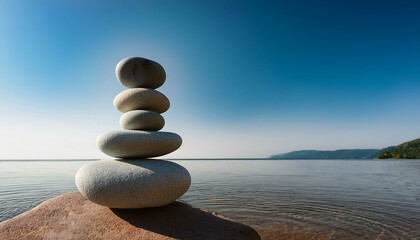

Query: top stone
<box><xmin>116</xmin><ymin>57</ymin><xmax>166</xmax><ymax>89</ymax></box>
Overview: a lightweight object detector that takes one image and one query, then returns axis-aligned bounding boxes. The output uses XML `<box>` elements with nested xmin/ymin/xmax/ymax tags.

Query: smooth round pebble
<box><xmin>120</xmin><ymin>110</ymin><xmax>165</xmax><ymax>131</ymax></box>
<box><xmin>96</xmin><ymin>130</ymin><xmax>182</xmax><ymax>158</ymax></box>
<box><xmin>116</xmin><ymin>57</ymin><xmax>166</xmax><ymax>89</ymax></box>
<box><xmin>113</xmin><ymin>88</ymin><xmax>170</xmax><ymax>113</ymax></box>
<box><xmin>75</xmin><ymin>159</ymin><xmax>191</xmax><ymax>208</ymax></box>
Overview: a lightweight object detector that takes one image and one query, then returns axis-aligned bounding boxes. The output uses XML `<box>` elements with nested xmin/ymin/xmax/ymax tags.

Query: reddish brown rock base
<box><xmin>0</xmin><ymin>192</ymin><xmax>260</xmax><ymax>240</ymax></box>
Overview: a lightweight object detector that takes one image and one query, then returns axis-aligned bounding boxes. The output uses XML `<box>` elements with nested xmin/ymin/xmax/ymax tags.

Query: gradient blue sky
<box><xmin>0</xmin><ymin>0</ymin><xmax>419</xmax><ymax>159</ymax></box>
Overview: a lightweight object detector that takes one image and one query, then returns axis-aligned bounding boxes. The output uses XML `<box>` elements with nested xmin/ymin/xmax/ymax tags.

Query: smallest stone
<box><xmin>116</xmin><ymin>57</ymin><xmax>166</xmax><ymax>89</ymax></box>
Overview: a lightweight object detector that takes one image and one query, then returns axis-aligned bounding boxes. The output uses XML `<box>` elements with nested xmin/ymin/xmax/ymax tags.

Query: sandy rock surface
<box><xmin>0</xmin><ymin>192</ymin><xmax>260</xmax><ymax>240</ymax></box>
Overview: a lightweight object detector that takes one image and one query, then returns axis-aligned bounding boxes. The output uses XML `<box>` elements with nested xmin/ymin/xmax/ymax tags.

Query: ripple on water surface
<box><xmin>1</xmin><ymin>159</ymin><xmax>420</xmax><ymax>240</ymax></box>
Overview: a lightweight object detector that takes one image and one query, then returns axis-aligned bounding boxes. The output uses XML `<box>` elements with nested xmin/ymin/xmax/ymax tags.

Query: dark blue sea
<box><xmin>1</xmin><ymin>159</ymin><xmax>419</xmax><ymax>240</ymax></box>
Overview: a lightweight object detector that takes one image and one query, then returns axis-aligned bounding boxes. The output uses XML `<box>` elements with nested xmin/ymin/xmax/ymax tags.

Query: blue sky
<box><xmin>0</xmin><ymin>0</ymin><xmax>419</xmax><ymax>158</ymax></box>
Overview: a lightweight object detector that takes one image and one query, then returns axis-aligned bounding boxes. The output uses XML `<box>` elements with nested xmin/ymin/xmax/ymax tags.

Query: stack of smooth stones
<box><xmin>75</xmin><ymin>57</ymin><xmax>191</xmax><ymax>209</ymax></box>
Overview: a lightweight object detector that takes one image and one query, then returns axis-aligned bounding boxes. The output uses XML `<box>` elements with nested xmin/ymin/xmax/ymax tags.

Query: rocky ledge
<box><xmin>0</xmin><ymin>192</ymin><xmax>260</xmax><ymax>240</ymax></box>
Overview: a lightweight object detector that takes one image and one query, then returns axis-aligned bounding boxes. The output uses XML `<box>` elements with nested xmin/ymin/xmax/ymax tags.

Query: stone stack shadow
<box><xmin>75</xmin><ymin>57</ymin><xmax>191</xmax><ymax>209</ymax></box>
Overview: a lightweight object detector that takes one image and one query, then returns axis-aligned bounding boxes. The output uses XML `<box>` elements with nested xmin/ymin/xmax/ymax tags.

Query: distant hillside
<box><xmin>271</xmin><ymin>149</ymin><xmax>385</xmax><ymax>159</ymax></box>
<box><xmin>271</xmin><ymin>138</ymin><xmax>420</xmax><ymax>159</ymax></box>
<box><xmin>378</xmin><ymin>138</ymin><xmax>420</xmax><ymax>159</ymax></box>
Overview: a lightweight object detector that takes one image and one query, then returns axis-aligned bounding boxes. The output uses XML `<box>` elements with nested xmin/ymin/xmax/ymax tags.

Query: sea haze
<box><xmin>1</xmin><ymin>159</ymin><xmax>419</xmax><ymax>240</ymax></box>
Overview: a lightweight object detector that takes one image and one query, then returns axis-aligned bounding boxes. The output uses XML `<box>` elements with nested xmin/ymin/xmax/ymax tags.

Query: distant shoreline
<box><xmin>272</xmin><ymin>138</ymin><xmax>420</xmax><ymax>160</ymax></box>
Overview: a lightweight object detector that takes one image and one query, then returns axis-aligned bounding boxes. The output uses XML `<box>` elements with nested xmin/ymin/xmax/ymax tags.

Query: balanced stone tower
<box><xmin>75</xmin><ymin>57</ymin><xmax>191</xmax><ymax>209</ymax></box>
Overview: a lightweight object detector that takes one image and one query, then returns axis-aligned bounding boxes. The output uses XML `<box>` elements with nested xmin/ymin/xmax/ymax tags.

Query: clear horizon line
<box><xmin>0</xmin><ymin>157</ymin><xmax>274</xmax><ymax>161</ymax></box>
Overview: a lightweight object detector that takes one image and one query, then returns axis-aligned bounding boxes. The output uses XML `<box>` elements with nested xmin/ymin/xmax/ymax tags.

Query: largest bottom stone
<box><xmin>75</xmin><ymin>159</ymin><xmax>191</xmax><ymax>208</ymax></box>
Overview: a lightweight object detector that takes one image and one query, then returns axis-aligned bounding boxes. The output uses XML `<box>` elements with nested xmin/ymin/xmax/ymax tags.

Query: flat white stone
<box><xmin>120</xmin><ymin>110</ymin><xmax>164</xmax><ymax>131</ymax></box>
<box><xmin>96</xmin><ymin>130</ymin><xmax>182</xmax><ymax>158</ymax></box>
<box><xmin>113</xmin><ymin>88</ymin><xmax>170</xmax><ymax>113</ymax></box>
<box><xmin>116</xmin><ymin>57</ymin><xmax>166</xmax><ymax>89</ymax></box>
<box><xmin>75</xmin><ymin>159</ymin><xmax>191</xmax><ymax>208</ymax></box>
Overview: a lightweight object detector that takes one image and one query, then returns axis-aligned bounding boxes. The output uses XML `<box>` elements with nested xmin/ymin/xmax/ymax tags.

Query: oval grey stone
<box><xmin>116</xmin><ymin>57</ymin><xmax>166</xmax><ymax>89</ymax></box>
<box><xmin>120</xmin><ymin>110</ymin><xmax>165</xmax><ymax>131</ymax></box>
<box><xmin>75</xmin><ymin>159</ymin><xmax>191</xmax><ymax>208</ymax></box>
<box><xmin>96</xmin><ymin>130</ymin><xmax>182</xmax><ymax>158</ymax></box>
<box><xmin>113</xmin><ymin>88</ymin><xmax>170</xmax><ymax>113</ymax></box>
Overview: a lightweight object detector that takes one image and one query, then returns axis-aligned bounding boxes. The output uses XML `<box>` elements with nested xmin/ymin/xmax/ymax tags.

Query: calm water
<box><xmin>1</xmin><ymin>159</ymin><xmax>419</xmax><ymax>240</ymax></box>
